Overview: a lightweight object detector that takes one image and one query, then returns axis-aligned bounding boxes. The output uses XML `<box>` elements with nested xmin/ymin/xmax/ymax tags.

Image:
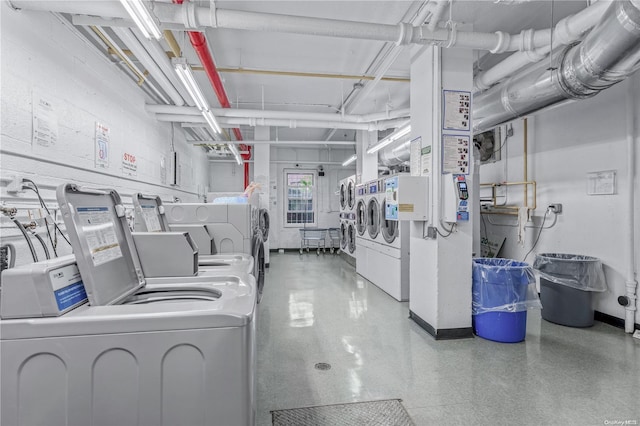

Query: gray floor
<box><xmin>257</xmin><ymin>253</ymin><xmax>640</xmax><ymax>426</ymax></box>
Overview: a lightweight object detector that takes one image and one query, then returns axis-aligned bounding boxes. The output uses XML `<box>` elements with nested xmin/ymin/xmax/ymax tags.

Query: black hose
<box><xmin>32</xmin><ymin>232</ymin><xmax>51</xmax><ymax>260</ymax></box>
<box><xmin>1</xmin><ymin>243</ymin><xmax>17</xmax><ymax>269</ymax></box>
<box><xmin>11</xmin><ymin>218</ymin><xmax>38</xmax><ymax>263</ymax></box>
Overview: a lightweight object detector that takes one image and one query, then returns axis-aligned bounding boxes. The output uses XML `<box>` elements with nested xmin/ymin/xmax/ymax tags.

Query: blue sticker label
<box><xmin>54</xmin><ymin>282</ymin><xmax>88</xmax><ymax>311</ymax></box>
<box><xmin>457</xmin><ymin>211</ymin><xmax>470</xmax><ymax>221</ymax></box>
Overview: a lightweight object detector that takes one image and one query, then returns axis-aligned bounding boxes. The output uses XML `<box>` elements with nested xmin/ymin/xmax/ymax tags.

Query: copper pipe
<box><xmin>92</xmin><ymin>27</ymin><xmax>145</xmax><ymax>85</ymax></box>
<box><xmin>163</xmin><ymin>30</ymin><xmax>181</xmax><ymax>58</ymax></box>
<box><xmin>204</xmin><ymin>67</ymin><xmax>410</xmax><ymax>83</ymax></box>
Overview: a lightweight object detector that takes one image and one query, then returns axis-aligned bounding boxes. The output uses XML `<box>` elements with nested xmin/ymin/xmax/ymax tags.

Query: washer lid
<box><xmin>57</xmin><ymin>184</ymin><xmax>146</xmax><ymax>306</ymax></box>
<box><xmin>132</xmin><ymin>193</ymin><xmax>170</xmax><ymax>232</ymax></box>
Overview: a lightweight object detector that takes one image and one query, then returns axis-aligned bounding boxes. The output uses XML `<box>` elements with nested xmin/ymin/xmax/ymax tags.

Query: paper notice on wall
<box><xmin>587</xmin><ymin>170</ymin><xmax>616</xmax><ymax>195</ymax></box>
<box><xmin>32</xmin><ymin>92</ymin><xmax>58</xmax><ymax>147</ymax></box>
<box><xmin>443</xmin><ymin>90</ymin><xmax>471</xmax><ymax>131</ymax></box>
<box><xmin>95</xmin><ymin>122</ymin><xmax>110</xmax><ymax>169</ymax></box>
<box><xmin>76</xmin><ymin>207</ymin><xmax>122</xmax><ymax>266</ymax></box>
<box><xmin>122</xmin><ymin>152</ymin><xmax>137</xmax><ymax>177</ymax></box>
<box><xmin>442</xmin><ymin>135</ymin><xmax>470</xmax><ymax>175</ymax></box>
<box><xmin>421</xmin><ymin>145</ymin><xmax>432</xmax><ymax>176</ymax></box>
<box><xmin>410</xmin><ymin>137</ymin><xmax>422</xmax><ymax>176</ymax></box>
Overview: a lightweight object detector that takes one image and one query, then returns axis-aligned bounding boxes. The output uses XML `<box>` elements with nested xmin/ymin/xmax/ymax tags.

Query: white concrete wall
<box><xmin>0</xmin><ymin>5</ymin><xmax>209</xmax><ymax>268</ymax></box>
<box><xmin>208</xmin><ymin>161</ymin><xmax>245</xmax><ymax>193</ymax></box>
<box><xmin>479</xmin><ymin>72</ymin><xmax>640</xmax><ymax>325</ymax></box>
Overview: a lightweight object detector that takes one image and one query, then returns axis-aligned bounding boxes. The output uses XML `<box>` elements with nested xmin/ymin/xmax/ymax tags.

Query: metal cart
<box><xmin>327</xmin><ymin>228</ymin><xmax>341</xmax><ymax>254</ymax></box>
<box><xmin>299</xmin><ymin>228</ymin><xmax>327</xmax><ymax>255</ymax></box>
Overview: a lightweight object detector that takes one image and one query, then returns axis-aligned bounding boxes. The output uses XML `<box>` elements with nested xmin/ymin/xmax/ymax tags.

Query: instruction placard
<box><xmin>141</xmin><ymin>205</ymin><xmax>162</xmax><ymax>232</ymax></box>
<box><xmin>32</xmin><ymin>92</ymin><xmax>58</xmax><ymax>147</ymax></box>
<box><xmin>421</xmin><ymin>145</ymin><xmax>432</xmax><ymax>176</ymax></box>
<box><xmin>122</xmin><ymin>152</ymin><xmax>137</xmax><ymax>177</ymax></box>
<box><xmin>49</xmin><ymin>263</ymin><xmax>87</xmax><ymax>311</ymax></box>
<box><xmin>442</xmin><ymin>135</ymin><xmax>470</xmax><ymax>175</ymax></box>
<box><xmin>76</xmin><ymin>207</ymin><xmax>122</xmax><ymax>266</ymax></box>
<box><xmin>443</xmin><ymin>90</ymin><xmax>471</xmax><ymax>131</ymax></box>
<box><xmin>95</xmin><ymin>122</ymin><xmax>110</xmax><ymax>169</ymax></box>
<box><xmin>587</xmin><ymin>170</ymin><xmax>616</xmax><ymax>195</ymax></box>
<box><xmin>410</xmin><ymin>137</ymin><xmax>422</xmax><ymax>176</ymax></box>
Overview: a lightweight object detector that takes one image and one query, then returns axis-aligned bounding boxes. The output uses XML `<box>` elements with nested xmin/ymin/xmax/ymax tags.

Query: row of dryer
<box><xmin>1</xmin><ymin>185</ymin><xmax>262</xmax><ymax>426</ymax></box>
<box><xmin>339</xmin><ymin>175</ymin><xmax>356</xmax><ymax>257</ymax></box>
<box><xmin>355</xmin><ymin>177</ymin><xmax>410</xmax><ymax>302</ymax></box>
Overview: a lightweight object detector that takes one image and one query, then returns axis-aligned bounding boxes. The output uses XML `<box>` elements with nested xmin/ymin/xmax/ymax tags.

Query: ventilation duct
<box><xmin>379</xmin><ymin>0</ymin><xmax>640</xmax><ymax>166</ymax></box>
<box><xmin>474</xmin><ymin>0</ymin><xmax>640</xmax><ymax>133</ymax></box>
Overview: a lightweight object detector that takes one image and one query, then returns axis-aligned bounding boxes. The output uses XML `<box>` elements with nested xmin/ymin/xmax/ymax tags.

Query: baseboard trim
<box><xmin>409</xmin><ymin>311</ymin><xmax>474</xmax><ymax>340</ymax></box>
<box><xmin>594</xmin><ymin>310</ymin><xmax>640</xmax><ymax>331</ymax></box>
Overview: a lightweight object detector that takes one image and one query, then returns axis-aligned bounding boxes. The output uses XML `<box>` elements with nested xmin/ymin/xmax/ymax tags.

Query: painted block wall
<box><xmin>208</xmin><ymin>147</ymin><xmax>355</xmax><ymax>249</ymax></box>
<box><xmin>479</xmin><ymin>72</ymin><xmax>640</xmax><ymax>325</ymax></box>
<box><xmin>0</xmin><ymin>5</ymin><xmax>209</xmax><ymax>268</ymax></box>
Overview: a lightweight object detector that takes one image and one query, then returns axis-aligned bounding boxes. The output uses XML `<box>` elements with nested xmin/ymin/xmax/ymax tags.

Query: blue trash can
<box><xmin>472</xmin><ymin>258</ymin><xmax>539</xmax><ymax>343</ymax></box>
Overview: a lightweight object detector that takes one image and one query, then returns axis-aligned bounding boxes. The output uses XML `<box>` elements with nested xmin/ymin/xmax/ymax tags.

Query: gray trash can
<box><xmin>533</xmin><ymin>253</ymin><xmax>607</xmax><ymax>327</ymax></box>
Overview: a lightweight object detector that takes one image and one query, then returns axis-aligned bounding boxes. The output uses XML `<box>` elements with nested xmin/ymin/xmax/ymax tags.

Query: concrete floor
<box><xmin>257</xmin><ymin>253</ymin><xmax>640</xmax><ymax>426</ymax></box>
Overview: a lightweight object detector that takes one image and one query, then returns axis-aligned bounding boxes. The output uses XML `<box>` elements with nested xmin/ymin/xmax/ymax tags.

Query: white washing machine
<box><xmin>165</xmin><ymin>202</ymin><xmax>265</xmax><ymax>299</ymax></box>
<box><xmin>0</xmin><ymin>184</ymin><xmax>257</xmax><ymax>426</ymax></box>
<box><xmin>132</xmin><ymin>193</ymin><xmax>254</xmax><ymax>275</ymax></box>
<box><xmin>355</xmin><ymin>178</ymin><xmax>409</xmax><ymax>301</ymax></box>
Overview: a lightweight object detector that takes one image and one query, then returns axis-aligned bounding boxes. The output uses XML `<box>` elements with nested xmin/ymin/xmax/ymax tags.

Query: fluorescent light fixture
<box><xmin>342</xmin><ymin>154</ymin><xmax>357</xmax><ymax>167</ymax></box>
<box><xmin>119</xmin><ymin>0</ymin><xmax>162</xmax><ymax>40</ymax></box>
<box><xmin>366</xmin><ymin>124</ymin><xmax>411</xmax><ymax>154</ymax></box>
<box><xmin>173</xmin><ymin>58</ymin><xmax>210</xmax><ymax>111</ymax></box>
<box><xmin>228</xmin><ymin>143</ymin><xmax>243</xmax><ymax>165</ymax></box>
<box><xmin>202</xmin><ymin>109</ymin><xmax>222</xmax><ymax>134</ymax></box>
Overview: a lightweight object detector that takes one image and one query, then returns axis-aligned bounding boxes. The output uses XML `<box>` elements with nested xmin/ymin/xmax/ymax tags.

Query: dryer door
<box><xmin>258</xmin><ymin>208</ymin><xmax>270</xmax><ymax>241</ymax></box>
<box><xmin>355</xmin><ymin>199</ymin><xmax>366</xmax><ymax>236</ymax></box>
<box><xmin>339</xmin><ymin>183</ymin><xmax>347</xmax><ymax>210</ymax></box>
<box><xmin>252</xmin><ymin>234</ymin><xmax>265</xmax><ymax>302</ymax></box>
<box><xmin>380</xmin><ymin>197</ymin><xmax>398</xmax><ymax>243</ymax></box>
<box><xmin>366</xmin><ymin>198</ymin><xmax>380</xmax><ymax>239</ymax></box>
<box><xmin>340</xmin><ymin>221</ymin><xmax>348</xmax><ymax>249</ymax></box>
<box><xmin>347</xmin><ymin>181</ymin><xmax>355</xmax><ymax>209</ymax></box>
<box><xmin>347</xmin><ymin>223</ymin><xmax>356</xmax><ymax>254</ymax></box>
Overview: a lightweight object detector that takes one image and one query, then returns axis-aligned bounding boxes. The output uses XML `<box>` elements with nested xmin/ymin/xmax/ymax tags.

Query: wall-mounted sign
<box><xmin>122</xmin><ymin>152</ymin><xmax>137</xmax><ymax>177</ymax></box>
<box><xmin>32</xmin><ymin>92</ymin><xmax>58</xmax><ymax>147</ymax></box>
<box><xmin>442</xmin><ymin>135</ymin><xmax>470</xmax><ymax>175</ymax></box>
<box><xmin>443</xmin><ymin>90</ymin><xmax>471</xmax><ymax>131</ymax></box>
<box><xmin>95</xmin><ymin>122</ymin><xmax>110</xmax><ymax>169</ymax></box>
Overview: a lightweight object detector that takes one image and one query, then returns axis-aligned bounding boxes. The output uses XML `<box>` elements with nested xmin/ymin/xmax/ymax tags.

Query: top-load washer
<box><xmin>165</xmin><ymin>201</ymin><xmax>265</xmax><ymax>298</ymax></box>
<box><xmin>132</xmin><ymin>193</ymin><xmax>253</xmax><ymax>274</ymax></box>
<box><xmin>1</xmin><ymin>183</ymin><xmax>257</xmax><ymax>426</ymax></box>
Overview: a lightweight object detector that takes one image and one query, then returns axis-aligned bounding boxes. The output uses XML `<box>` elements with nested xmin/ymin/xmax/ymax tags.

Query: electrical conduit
<box><xmin>172</xmin><ymin>0</ymin><xmax>250</xmax><ymax>188</ymax></box>
<box><xmin>625</xmin><ymin>76</ymin><xmax>638</xmax><ymax>333</ymax></box>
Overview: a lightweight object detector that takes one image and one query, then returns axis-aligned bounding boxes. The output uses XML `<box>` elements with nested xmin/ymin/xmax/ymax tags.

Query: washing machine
<box><xmin>164</xmin><ymin>202</ymin><xmax>265</xmax><ymax>299</ymax></box>
<box><xmin>1</xmin><ymin>184</ymin><xmax>257</xmax><ymax>426</ymax></box>
<box><xmin>132</xmin><ymin>193</ymin><xmax>254</xmax><ymax>274</ymax></box>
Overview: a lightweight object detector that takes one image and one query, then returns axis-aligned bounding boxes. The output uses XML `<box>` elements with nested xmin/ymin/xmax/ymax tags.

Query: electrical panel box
<box><xmin>443</xmin><ymin>174</ymin><xmax>470</xmax><ymax>223</ymax></box>
<box><xmin>0</xmin><ymin>255</ymin><xmax>88</xmax><ymax>319</ymax></box>
<box><xmin>384</xmin><ymin>175</ymin><xmax>429</xmax><ymax>221</ymax></box>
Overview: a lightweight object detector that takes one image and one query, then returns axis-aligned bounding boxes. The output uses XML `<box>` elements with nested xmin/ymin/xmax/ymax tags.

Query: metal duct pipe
<box><xmin>379</xmin><ymin>139</ymin><xmax>412</xmax><ymax>167</ymax></box>
<box><xmin>474</xmin><ymin>0</ymin><xmax>640</xmax><ymax>133</ymax></box>
<box><xmin>145</xmin><ymin>104</ymin><xmax>410</xmax><ymax>123</ymax></box>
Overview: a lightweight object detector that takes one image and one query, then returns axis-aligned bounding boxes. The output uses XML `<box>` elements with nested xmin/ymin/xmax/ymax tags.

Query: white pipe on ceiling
<box><xmin>156</xmin><ymin>114</ymin><xmax>409</xmax><ymax>131</ymax></box>
<box><xmin>145</xmin><ymin>104</ymin><xmax>410</xmax><ymax>123</ymax></box>
<box><xmin>9</xmin><ymin>0</ymin><xmax>593</xmax><ymax>53</ymax></box>
<box><xmin>473</xmin><ymin>0</ymin><xmax>612</xmax><ymax>92</ymax></box>
<box><xmin>193</xmin><ymin>140</ymin><xmax>355</xmax><ymax>145</ymax></box>
<box><xmin>112</xmin><ymin>27</ymin><xmax>185</xmax><ymax>106</ymax></box>
<box><xmin>426</xmin><ymin>0</ymin><xmax>448</xmax><ymax>32</ymax></box>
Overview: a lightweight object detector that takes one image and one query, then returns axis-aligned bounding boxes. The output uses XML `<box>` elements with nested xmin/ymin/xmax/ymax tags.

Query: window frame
<box><xmin>283</xmin><ymin>169</ymin><xmax>318</xmax><ymax>228</ymax></box>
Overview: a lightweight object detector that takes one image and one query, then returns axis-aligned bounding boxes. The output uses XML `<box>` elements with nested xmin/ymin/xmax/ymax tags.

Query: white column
<box><xmin>253</xmin><ymin>126</ymin><xmax>271</xmax><ymax>264</ymax></box>
<box><xmin>356</xmin><ymin>130</ymin><xmax>378</xmax><ymax>183</ymax></box>
<box><xmin>408</xmin><ymin>45</ymin><xmax>475</xmax><ymax>339</ymax></box>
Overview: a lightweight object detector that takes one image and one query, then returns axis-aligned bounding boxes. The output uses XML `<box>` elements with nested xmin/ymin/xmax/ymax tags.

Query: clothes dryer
<box><xmin>1</xmin><ymin>184</ymin><xmax>258</xmax><ymax>426</ymax></box>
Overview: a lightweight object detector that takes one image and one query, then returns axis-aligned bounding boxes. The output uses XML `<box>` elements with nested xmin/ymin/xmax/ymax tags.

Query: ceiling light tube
<box><xmin>202</xmin><ymin>109</ymin><xmax>222</xmax><ymax>134</ymax></box>
<box><xmin>173</xmin><ymin>58</ymin><xmax>210</xmax><ymax>111</ymax></box>
<box><xmin>119</xmin><ymin>0</ymin><xmax>162</xmax><ymax>40</ymax></box>
<box><xmin>366</xmin><ymin>124</ymin><xmax>411</xmax><ymax>154</ymax></box>
<box><xmin>342</xmin><ymin>154</ymin><xmax>357</xmax><ymax>167</ymax></box>
<box><xmin>228</xmin><ymin>143</ymin><xmax>243</xmax><ymax>165</ymax></box>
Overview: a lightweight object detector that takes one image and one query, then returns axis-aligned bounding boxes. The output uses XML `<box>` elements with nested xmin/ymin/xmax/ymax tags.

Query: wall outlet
<box><xmin>548</xmin><ymin>203</ymin><xmax>563</xmax><ymax>214</ymax></box>
<box><xmin>6</xmin><ymin>175</ymin><xmax>25</xmax><ymax>194</ymax></box>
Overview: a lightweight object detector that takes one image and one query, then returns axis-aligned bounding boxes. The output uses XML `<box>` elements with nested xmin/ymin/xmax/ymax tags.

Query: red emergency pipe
<box><xmin>172</xmin><ymin>0</ymin><xmax>251</xmax><ymax>187</ymax></box>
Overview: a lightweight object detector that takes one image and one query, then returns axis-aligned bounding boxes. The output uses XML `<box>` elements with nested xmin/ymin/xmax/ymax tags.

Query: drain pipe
<box><xmin>623</xmin><ymin>76</ymin><xmax>638</xmax><ymax>333</ymax></box>
<box><xmin>171</xmin><ymin>0</ymin><xmax>251</xmax><ymax>188</ymax></box>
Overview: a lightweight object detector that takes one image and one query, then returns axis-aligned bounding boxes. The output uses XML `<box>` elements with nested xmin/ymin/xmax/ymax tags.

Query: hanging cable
<box><xmin>10</xmin><ymin>218</ymin><xmax>38</xmax><ymax>263</ymax></box>
<box><xmin>21</xmin><ymin>179</ymin><xmax>71</xmax><ymax>247</ymax></box>
<box><xmin>522</xmin><ymin>208</ymin><xmax>551</xmax><ymax>262</ymax></box>
<box><xmin>436</xmin><ymin>222</ymin><xmax>456</xmax><ymax>238</ymax></box>
<box><xmin>31</xmin><ymin>232</ymin><xmax>51</xmax><ymax>260</ymax></box>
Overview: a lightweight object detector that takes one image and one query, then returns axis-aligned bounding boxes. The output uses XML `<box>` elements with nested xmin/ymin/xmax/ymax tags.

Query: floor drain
<box><xmin>314</xmin><ymin>362</ymin><xmax>331</xmax><ymax>371</ymax></box>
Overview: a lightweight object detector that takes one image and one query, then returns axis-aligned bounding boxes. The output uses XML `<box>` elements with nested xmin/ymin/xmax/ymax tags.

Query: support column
<box><xmin>253</xmin><ymin>126</ymin><xmax>271</xmax><ymax>265</ymax></box>
<box><xmin>408</xmin><ymin>45</ymin><xmax>475</xmax><ymax>339</ymax></box>
<box><xmin>356</xmin><ymin>130</ymin><xmax>378</xmax><ymax>183</ymax></box>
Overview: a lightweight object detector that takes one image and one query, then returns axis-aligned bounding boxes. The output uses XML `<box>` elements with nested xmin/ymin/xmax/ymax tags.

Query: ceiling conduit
<box><xmin>474</xmin><ymin>0</ymin><xmax>640</xmax><ymax>133</ymax></box>
<box><xmin>380</xmin><ymin>0</ymin><xmax>640</xmax><ymax>167</ymax></box>
<box><xmin>171</xmin><ymin>0</ymin><xmax>251</xmax><ymax>188</ymax></box>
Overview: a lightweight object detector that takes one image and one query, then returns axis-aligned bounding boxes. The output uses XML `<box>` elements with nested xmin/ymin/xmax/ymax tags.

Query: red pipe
<box><xmin>173</xmin><ymin>0</ymin><xmax>251</xmax><ymax>187</ymax></box>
